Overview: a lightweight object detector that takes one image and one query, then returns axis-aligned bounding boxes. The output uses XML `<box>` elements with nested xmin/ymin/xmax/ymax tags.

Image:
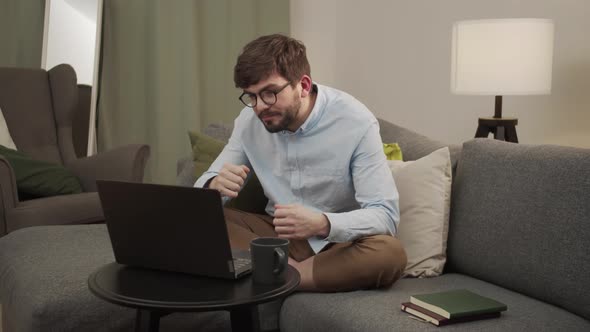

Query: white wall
<box><xmin>43</xmin><ymin>0</ymin><xmax>98</xmax><ymax>85</ymax></box>
<box><xmin>291</xmin><ymin>0</ymin><xmax>590</xmax><ymax>148</ymax></box>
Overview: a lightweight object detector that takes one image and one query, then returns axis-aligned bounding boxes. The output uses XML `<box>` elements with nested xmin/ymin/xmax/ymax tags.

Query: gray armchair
<box><xmin>0</xmin><ymin>64</ymin><xmax>150</xmax><ymax>236</ymax></box>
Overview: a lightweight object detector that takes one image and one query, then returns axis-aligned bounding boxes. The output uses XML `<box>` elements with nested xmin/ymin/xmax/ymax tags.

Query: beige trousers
<box><xmin>223</xmin><ymin>208</ymin><xmax>407</xmax><ymax>292</ymax></box>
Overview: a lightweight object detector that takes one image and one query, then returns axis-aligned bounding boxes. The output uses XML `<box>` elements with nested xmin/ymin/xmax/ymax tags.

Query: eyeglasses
<box><xmin>238</xmin><ymin>81</ymin><xmax>291</xmax><ymax>108</ymax></box>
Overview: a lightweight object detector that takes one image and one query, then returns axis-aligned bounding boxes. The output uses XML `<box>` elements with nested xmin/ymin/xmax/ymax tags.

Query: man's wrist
<box><xmin>204</xmin><ymin>176</ymin><xmax>216</xmax><ymax>189</ymax></box>
<box><xmin>317</xmin><ymin>213</ymin><xmax>331</xmax><ymax>238</ymax></box>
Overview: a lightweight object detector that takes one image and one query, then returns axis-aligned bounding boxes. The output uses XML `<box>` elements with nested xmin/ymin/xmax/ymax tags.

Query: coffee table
<box><xmin>88</xmin><ymin>262</ymin><xmax>300</xmax><ymax>332</ymax></box>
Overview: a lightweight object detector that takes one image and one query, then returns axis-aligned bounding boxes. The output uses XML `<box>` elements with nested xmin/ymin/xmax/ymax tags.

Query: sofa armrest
<box><xmin>66</xmin><ymin>144</ymin><xmax>150</xmax><ymax>192</ymax></box>
<box><xmin>0</xmin><ymin>155</ymin><xmax>18</xmax><ymax>235</ymax></box>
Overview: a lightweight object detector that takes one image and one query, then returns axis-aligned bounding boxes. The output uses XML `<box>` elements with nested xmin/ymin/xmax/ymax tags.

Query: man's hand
<box><xmin>273</xmin><ymin>204</ymin><xmax>331</xmax><ymax>240</ymax></box>
<box><xmin>209</xmin><ymin>163</ymin><xmax>250</xmax><ymax>198</ymax></box>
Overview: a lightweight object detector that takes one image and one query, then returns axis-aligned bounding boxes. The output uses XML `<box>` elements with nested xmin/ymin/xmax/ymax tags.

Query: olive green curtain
<box><xmin>98</xmin><ymin>0</ymin><xmax>289</xmax><ymax>184</ymax></box>
<box><xmin>0</xmin><ymin>0</ymin><xmax>45</xmax><ymax>68</ymax></box>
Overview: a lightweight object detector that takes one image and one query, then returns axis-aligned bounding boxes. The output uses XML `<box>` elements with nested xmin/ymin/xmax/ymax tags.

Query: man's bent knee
<box><xmin>312</xmin><ymin>235</ymin><xmax>408</xmax><ymax>292</ymax></box>
<box><xmin>359</xmin><ymin>235</ymin><xmax>407</xmax><ymax>289</ymax></box>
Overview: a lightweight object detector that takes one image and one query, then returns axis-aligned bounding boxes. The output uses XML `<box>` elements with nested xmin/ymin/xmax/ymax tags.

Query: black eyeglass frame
<box><xmin>238</xmin><ymin>81</ymin><xmax>292</xmax><ymax>108</ymax></box>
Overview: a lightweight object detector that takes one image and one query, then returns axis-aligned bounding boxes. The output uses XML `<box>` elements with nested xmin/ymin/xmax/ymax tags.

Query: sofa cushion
<box><xmin>188</xmin><ymin>130</ymin><xmax>226</xmax><ymax>180</ymax></box>
<box><xmin>447</xmin><ymin>139</ymin><xmax>590</xmax><ymax>320</ymax></box>
<box><xmin>280</xmin><ymin>273</ymin><xmax>590</xmax><ymax>332</ymax></box>
<box><xmin>0</xmin><ymin>225</ymin><xmax>235</xmax><ymax>332</ymax></box>
<box><xmin>0</xmin><ymin>145</ymin><xmax>83</xmax><ymax>198</ymax></box>
<box><xmin>388</xmin><ymin>147</ymin><xmax>452</xmax><ymax>277</ymax></box>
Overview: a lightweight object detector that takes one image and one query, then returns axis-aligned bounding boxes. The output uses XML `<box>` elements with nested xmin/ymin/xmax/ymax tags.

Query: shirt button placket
<box><xmin>293</xmin><ymin>135</ymin><xmax>304</xmax><ymax>203</ymax></box>
<box><xmin>286</xmin><ymin>135</ymin><xmax>299</xmax><ymax>203</ymax></box>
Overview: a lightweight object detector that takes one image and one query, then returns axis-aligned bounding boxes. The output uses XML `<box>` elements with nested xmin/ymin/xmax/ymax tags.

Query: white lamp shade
<box><xmin>451</xmin><ymin>18</ymin><xmax>554</xmax><ymax>95</ymax></box>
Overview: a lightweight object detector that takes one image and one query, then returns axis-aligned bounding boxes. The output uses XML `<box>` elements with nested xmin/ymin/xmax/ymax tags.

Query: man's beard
<box><xmin>259</xmin><ymin>98</ymin><xmax>301</xmax><ymax>133</ymax></box>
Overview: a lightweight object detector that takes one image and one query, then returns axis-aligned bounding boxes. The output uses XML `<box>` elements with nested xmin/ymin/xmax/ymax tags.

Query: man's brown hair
<box><xmin>234</xmin><ymin>34</ymin><xmax>311</xmax><ymax>89</ymax></box>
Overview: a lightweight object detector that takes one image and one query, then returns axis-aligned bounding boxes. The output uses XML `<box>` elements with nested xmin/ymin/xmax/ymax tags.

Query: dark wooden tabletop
<box><xmin>88</xmin><ymin>262</ymin><xmax>300</xmax><ymax>312</ymax></box>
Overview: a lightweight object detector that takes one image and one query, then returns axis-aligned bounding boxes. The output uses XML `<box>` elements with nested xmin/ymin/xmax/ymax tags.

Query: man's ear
<box><xmin>300</xmin><ymin>75</ymin><xmax>313</xmax><ymax>98</ymax></box>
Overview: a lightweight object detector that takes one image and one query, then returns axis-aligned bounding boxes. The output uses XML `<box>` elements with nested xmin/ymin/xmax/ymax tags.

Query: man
<box><xmin>195</xmin><ymin>34</ymin><xmax>407</xmax><ymax>292</ymax></box>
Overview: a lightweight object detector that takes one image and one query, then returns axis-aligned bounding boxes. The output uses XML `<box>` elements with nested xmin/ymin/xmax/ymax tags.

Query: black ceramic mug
<box><xmin>250</xmin><ymin>237</ymin><xmax>289</xmax><ymax>284</ymax></box>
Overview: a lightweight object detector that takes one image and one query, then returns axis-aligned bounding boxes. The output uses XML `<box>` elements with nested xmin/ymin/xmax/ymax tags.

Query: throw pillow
<box><xmin>0</xmin><ymin>106</ymin><xmax>17</xmax><ymax>150</ymax></box>
<box><xmin>188</xmin><ymin>130</ymin><xmax>268</xmax><ymax>214</ymax></box>
<box><xmin>383</xmin><ymin>143</ymin><xmax>403</xmax><ymax>160</ymax></box>
<box><xmin>0</xmin><ymin>145</ymin><xmax>83</xmax><ymax>199</ymax></box>
<box><xmin>188</xmin><ymin>130</ymin><xmax>226</xmax><ymax>180</ymax></box>
<box><xmin>388</xmin><ymin>147</ymin><xmax>452</xmax><ymax>277</ymax></box>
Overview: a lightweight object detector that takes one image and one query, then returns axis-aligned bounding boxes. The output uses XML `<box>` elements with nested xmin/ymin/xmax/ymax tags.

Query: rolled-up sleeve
<box><xmin>323</xmin><ymin>121</ymin><xmax>400</xmax><ymax>242</ymax></box>
<box><xmin>194</xmin><ymin>121</ymin><xmax>251</xmax><ymax>189</ymax></box>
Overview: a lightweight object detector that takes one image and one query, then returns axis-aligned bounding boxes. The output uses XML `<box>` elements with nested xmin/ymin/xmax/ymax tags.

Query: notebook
<box><xmin>409</xmin><ymin>289</ymin><xmax>507</xmax><ymax>319</ymax></box>
<box><xmin>401</xmin><ymin>302</ymin><xmax>501</xmax><ymax>326</ymax></box>
<box><xmin>96</xmin><ymin>180</ymin><xmax>251</xmax><ymax>279</ymax></box>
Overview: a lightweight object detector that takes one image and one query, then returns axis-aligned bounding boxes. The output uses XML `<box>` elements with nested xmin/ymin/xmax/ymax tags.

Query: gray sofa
<box><xmin>0</xmin><ymin>119</ymin><xmax>588</xmax><ymax>331</ymax></box>
<box><xmin>278</xmin><ymin>136</ymin><xmax>590</xmax><ymax>331</ymax></box>
<box><xmin>179</xmin><ymin>119</ymin><xmax>590</xmax><ymax>331</ymax></box>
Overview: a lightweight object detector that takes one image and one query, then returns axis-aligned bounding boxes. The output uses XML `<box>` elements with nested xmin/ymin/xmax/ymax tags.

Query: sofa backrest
<box><xmin>447</xmin><ymin>139</ymin><xmax>590</xmax><ymax>320</ymax></box>
<box><xmin>378</xmin><ymin>119</ymin><xmax>462</xmax><ymax>168</ymax></box>
<box><xmin>178</xmin><ymin>118</ymin><xmax>461</xmax><ymax>186</ymax></box>
<box><xmin>0</xmin><ymin>65</ymin><xmax>79</xmax><ymax>165</ymax></box>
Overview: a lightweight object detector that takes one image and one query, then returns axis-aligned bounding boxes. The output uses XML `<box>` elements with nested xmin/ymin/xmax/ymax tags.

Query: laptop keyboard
<box><xmin>233</xmin><ymin>257</ymin><xmax>251</xmax><ymax>270</ymax></box>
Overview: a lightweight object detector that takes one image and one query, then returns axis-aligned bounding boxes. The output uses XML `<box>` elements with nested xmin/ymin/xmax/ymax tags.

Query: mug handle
<box><xmin>273</xmin><ymin>247</ymin><xmax>287</xmax><ymax>275</ymax></box>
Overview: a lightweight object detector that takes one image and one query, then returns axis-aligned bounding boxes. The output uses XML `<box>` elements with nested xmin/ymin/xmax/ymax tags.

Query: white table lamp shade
<box><xmin>451</xmin><ymin>19</ymin><xmax>554</xmax><ymax>95</ymax></box>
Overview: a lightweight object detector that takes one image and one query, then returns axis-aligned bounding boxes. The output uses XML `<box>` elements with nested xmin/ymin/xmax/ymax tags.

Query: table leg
<box><xmin>493</xmin><ymin>126</ymin><xmax>504</xmax><ymax>140</ymax></box>
<box><xmin>475</xmin><ymin>125</ymin><xmax>490</xmax><ymax>138</ymax></box>
<box><xmin>231</xmin><ymin>305</ymin><xmax>260</xmax><ymax>332</ymax></box>
<box><xmin>504</xmin><ymin>125</ymin><xmax>519</xmax><ymax>143</ymax></box>
<box><xmin>135</xmin><ymin>309</ymin><xmax>161</xmax><ymax>332</ymax></box>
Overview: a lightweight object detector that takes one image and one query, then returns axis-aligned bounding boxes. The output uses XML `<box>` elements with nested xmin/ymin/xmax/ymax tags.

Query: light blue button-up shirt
<box><xmin>195</xmin><ymin>84</ymin><xmax>400</xmax><ymax>253</ymax></box>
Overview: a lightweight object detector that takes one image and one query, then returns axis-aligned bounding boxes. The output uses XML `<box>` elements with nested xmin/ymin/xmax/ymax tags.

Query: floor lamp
<box><xmin>451</xmin><ymin>18</ymin><xmax>554</xmax><ymax>143</ymax></box>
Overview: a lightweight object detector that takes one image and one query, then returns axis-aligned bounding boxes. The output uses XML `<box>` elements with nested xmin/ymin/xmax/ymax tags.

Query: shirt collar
<box><xmin>282</xmin><ymin>83</ymin><xmax>324</xmax><ymax>136</ymax></box>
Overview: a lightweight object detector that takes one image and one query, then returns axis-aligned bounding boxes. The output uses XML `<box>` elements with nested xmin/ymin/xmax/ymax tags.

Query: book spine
<box><xmin>445</xmin><ymin>311</ymin><xmax>501</xmax><ymax>324</ymax></box>
<box><xmin>451</xmin><ymin>307</ymin><xmax>504</xmax><ymax>319</ymax></box>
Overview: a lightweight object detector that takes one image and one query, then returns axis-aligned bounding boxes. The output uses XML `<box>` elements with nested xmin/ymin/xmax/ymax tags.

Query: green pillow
<box><xmin>188</xmin><ymin>130</ymin><xmax>226</xmax><ymax>180</ymax></box>
<box><xmin>188</xmin><ymin>131</ymin><xmax>268</xmax><ymax>214</ymax></box>
<box><xmin>0</xmin><ymin>145</ymin><xmax>83</xmax><ymax>199</ymax></box>
<box><xmin>383</xmin><ymin>143</ymin><xmax>403</xmax><ymax>161</ymax></box>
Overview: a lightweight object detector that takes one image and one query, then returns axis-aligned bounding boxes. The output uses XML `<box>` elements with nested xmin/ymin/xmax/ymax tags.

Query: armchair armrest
<box><xmin>66</xmin><ymin>144</ymin><xmax>150</xmax><ymax>192</ymax></box>
<box><xmin>0</xmin><ymin>155</ymin><xmax>18</xmax><ymax>235</ymax></box>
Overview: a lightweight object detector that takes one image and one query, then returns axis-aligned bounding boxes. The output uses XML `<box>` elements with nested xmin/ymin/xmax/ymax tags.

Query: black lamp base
<box><xmin>474</xmin><ymin>95</ymin><xmax>519</xmax><ymax>143</ymax></box>
<box><xmin>475</xmin><ymin>117</ymin><xmax>519</xmax><ymax>143</ymax></box>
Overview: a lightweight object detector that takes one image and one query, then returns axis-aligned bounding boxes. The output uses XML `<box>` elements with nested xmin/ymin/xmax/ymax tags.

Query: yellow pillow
<box><xmin>383</xmin><ymin>143</ymin><xmax>403</xmax><ymax>161</ymax></box>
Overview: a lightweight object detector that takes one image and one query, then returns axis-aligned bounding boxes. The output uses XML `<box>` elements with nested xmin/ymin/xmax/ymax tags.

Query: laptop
<box><xmin>96</xmin><ymin>180</ymin><xmax>252</xmax><ymax>279</ymax></box>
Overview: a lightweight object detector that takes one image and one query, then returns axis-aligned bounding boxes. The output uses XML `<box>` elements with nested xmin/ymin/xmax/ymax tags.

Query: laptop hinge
<box><xmin>228</xmin><ymin>260</ymin><xmax>234</xmax><ymax>273</ymax></box>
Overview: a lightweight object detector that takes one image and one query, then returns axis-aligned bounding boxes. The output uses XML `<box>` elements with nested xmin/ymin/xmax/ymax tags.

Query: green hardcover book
<box><xmin>401</xmin><ymin>302</ymin><xmax>501</xmax><ymax>326</ymax></box>
<box><xmin>410</xmin><ymin>289</ymin><xmax>507</xmax><ymax>319</ymax></box>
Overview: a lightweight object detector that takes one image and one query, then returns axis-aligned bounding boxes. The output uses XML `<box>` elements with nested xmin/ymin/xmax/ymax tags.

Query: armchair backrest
<box><xmin>0</xmin><ymin>64</ymin><xmax>79</xmax><ymax>165</ymax></box>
